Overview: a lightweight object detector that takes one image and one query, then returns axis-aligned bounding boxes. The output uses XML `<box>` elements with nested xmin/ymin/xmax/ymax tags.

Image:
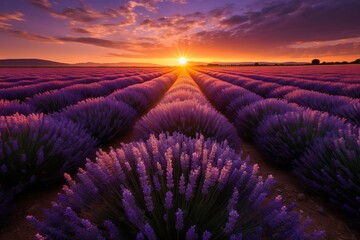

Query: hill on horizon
<box><xmin>0</xmin><ymin>59</ymin><xmax>162</xmax><ymax>67</ymax></box>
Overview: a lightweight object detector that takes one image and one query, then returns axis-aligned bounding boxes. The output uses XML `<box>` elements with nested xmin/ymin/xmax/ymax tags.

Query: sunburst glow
<box><xmin>178</xmin><ymin>57</ymin><xmax>188</xmax><ymax>66</ymax></box>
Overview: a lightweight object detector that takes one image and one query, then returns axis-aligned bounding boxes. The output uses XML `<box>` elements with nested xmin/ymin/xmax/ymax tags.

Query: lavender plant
<box><xmin>28</xmin><ymin>90</ymin><xmax>83</xmax><ymax>113</ymax></box>
<box><xmin>133</xmin><ymin>100</ymin><xmax>241</xmax><ymax>148</ymax></box>
<box><xmin>334</xmin><ymin>102</ymin><xmax>360</xmax><ymax>126</ymax></box>
<box><xmin>108</xmin><ymin>88</ymin><xmax>151</xmax><ymax>114</ymax></box>
<box><xmin>59</xmin><ymin>97</ymin><xmax>138</xmax><ymax>143</ymax></box>
<box><xmin>225</xmin><ymin>93</ymin><xmax>262</xmax><ymax>121</ymax></box>
<box><xmin>212</xmin><ymin>87</ymin><xmax>249</xmax><ymax>108</ymax></box>
<box><xmin>251</xmin><ymin>82</ymin><xmax>281</xmax><ymax>98</ymax></box>
<box><xmin>255</xmin><ymin>110</ymin><xmax>347</xmax><ymax>166</ymax></box>
<box><xmin>0</xmin><ymin>100</ymin><xmax>35</xmax><ymax>116</ymax></box>
<box><xmin>0</xmin><ymin>113</ymin><xmax>97</xmax><ymax>187</ymax></box>
<box><xmin>234</xmin><ymin>99</ymin><xmax>300</xmax><ymax>142</ymax></box>
<box><xmin>284</xmin><ymin>90</ymin><xmax>351</xmax><ymax>114</ymax></box>
<box><xmin>161</xmin><ymin>89</ymin><xmax>208</xmax><ymax>105</ymax></box>
<box><xmin>294</xmin><ymin>126</ymin><xmax>360</xmax><ymax>219</ymax></box>
<box><xmin>267</xmin><ymin>86</ymin><xmax>299</xmax><ymax>99</ymax></box>
<box><xmin>29</xmin><ymin>133</ymin><xmax>323</xmax><ymax>239</ymax></box>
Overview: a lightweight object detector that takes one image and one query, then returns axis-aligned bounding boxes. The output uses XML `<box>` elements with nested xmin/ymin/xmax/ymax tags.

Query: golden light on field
<box><xmin>178</xmin><ymin>57</ymin><xmax>188</xmax><ymax>66</ymax></box>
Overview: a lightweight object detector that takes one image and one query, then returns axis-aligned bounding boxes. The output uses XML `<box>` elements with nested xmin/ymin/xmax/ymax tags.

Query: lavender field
<box><xmin>0</xmin><ymin>65</ymin><xmax>359</xmax><ymax>239</ymax></box>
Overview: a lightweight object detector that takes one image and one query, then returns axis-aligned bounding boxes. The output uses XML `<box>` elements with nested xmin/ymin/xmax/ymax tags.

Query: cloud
<box><xmin>29</xmin><ymin>0</ymin><xmax>52</xmax><ymax>9</ymax></box>
<box><xmin>187</xmin><ymin>0</ymin><xmax>360</xmax><ymax>58</ymax></box>
<box><xmin>0</xmin><ymin>27</ymin><xmax>58</xmax><ymax>42</ymax></box>
<box><xmin>57</xmin><ymin>36</ymin><xmax>132</xmax><ymax>49</ymax></box>
<box><xmin>4</xmin><ymin>0</ymin><xmax>359</xmax><ymax>61</ymax></box>
<box><xmin>30</xmin><ymin>0</ymin><xmax>138</xmax><ymax>27</ymax></box>
<box><xmin>230</xmin><ymin>0</ymin><xmax>360</xmax><ymax>43</ymax></box>
<box><xmin>137</xmin><ymin>4</ymin><xmax>234</xmax><ymax>42</ymax></box>
<box><xmin>284</xmin><ymin>42</ymin><xmax>360</xmax><ymax>58</ymax></box>
<box><xmin>220</xmin><ymin>15</ymin><xmax>248</xmax><ymax>26</ymax></box>
<box><xmin>0</xmin><ymin>12</ymin><xmax>25</xmax><ymax>21</ymax></box>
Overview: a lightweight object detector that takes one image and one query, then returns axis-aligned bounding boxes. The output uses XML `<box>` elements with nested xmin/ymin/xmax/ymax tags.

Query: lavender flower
<box><xmin>30</xmin><ymin>133</ymin><xmax>322</xmax><ymax>239</ymax></box>
<box><xmin>186</xmin><ymin>225</ymin><xmax>198</xmax><ymax>240</ymax></box>
<box><xmin>224</xmin><ymin>210</ymin><xmax>239</xmax><ymax>233</ymax></box>
<box><xmin>175</xmin><ymin>208</ymin><xmax>184</xmax><ymax>230</ymax></box>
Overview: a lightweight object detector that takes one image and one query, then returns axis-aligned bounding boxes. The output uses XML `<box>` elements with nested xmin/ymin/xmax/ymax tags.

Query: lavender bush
<box><xmin>251</xmin><ymin>82</ymin><xmax>282</xmax><ymax>98</ymax></box>
<box><xmin>133</xmin><ymin>100</ymin><xmax>241</xmax><ymax>148</ymax></box>
<box><xmin>255</xmin><ymin>110</ymin><xmax>347</xmax><ymax>167</ymax></box>
<box><xmin>28</xmin><ymin>90</ymin><xmax>83</xmax><ymax>113</ymax></box>
<box><xmin>284</xmin><ymin>90</ymin><xmax>352</xmax><ymax>114</ymax></box>
<box><xmin>59</xmin><ymin>97</ymin><xmax>137</xmax><ymax>143</ymax></box>
<box><xmin>267</xmin><ymin>86</ymin><xmax>299</xmax><ymax>99</ymax></box>
<box><xmin>29</xmin><ymin>133</ymin><xmax>323</xmax><ymax>239</ymax></box>
<box><xmin>334</xmin><ymin>102</ymin><xmax>360</xmax><ymax>126</ymax></box>
<box><xmin>161</xmin><ymin>89</ymin><xmax>208</xmax><ymax>105</ymax></box>
<box><xmin>234</xmin><ymin>99</ymin><xmax>300</xmax><ymax>142</ymax></box>
<box><xmin>343</xmin><ymin>84</ymin><xmax>360</xmax><ymax>98</ymax></box>
<box><xmin>108</xmin><ymin>88</ymin><xmax>151</xmax><ymax>114</ymax></box>
<box><xmin>0</xmin><ymin>99</ymin><xmax>35</xmax><ymax>116</ymax></box>
<box><xmin>294</xmin><ymin>126</ymin><xmax>360</xmax><ymax>219</ymax></box>
<box><xmin>108</xmin><ymin>73</ymin><xmax>177</xmax><ymax>114</ymax></box>
<box><xmin>212</xmin><ymin>87</ymin><xmax>248</xmax><ymax>108</ymax></box>
<box><xmin>225</xmin><ymin>93</ymin><xmax>262</xmax><ymax>121</ymax></box>
<box><xmin>0</xmin><ymin>113</ymin><xmax>97</xmax><ymax>187</ymax></box>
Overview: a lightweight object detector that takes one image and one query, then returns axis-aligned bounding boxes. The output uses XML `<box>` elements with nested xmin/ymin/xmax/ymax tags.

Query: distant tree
<box><xmin>352</xmin><ymin>59</ymin><xmax>360</xmax><ymax>64</ymax></box>
<box><xmin>311</xmin><ymin>59</ymin><xmax>320</xmax><ymax>65</ymax></box>
<box><xmin>254</xmin><ymin>62</ymin><xmax>259</xmax><ymax>66</ymax></box>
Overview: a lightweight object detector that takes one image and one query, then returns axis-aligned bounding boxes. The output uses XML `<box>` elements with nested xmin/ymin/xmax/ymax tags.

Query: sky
<box><xmin>0</xmin><ymin>0</ymin><xmax>360</xmax><ymax>65</ymax></box>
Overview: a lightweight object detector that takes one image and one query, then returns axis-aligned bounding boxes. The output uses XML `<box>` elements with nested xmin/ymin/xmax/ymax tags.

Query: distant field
<box><xmin>0</xmin><ymin>65</ymin><xmax>359</xmax><ymax>239</ymax></box>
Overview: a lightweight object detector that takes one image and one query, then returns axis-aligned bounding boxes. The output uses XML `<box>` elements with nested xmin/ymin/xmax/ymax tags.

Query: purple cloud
<box><xmin>0</xmin><ymin>12</ymin><xmax>24</xmax><ymax>21</ymax></box>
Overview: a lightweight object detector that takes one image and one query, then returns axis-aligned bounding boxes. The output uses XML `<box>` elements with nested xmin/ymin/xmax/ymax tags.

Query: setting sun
<box><xmin>178</xmin><ymin>57</ymin><xmax>188</xmax><ymax>66</ymax></box>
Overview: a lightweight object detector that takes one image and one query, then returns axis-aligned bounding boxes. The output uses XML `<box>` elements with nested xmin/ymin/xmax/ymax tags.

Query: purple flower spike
<box><xmin>186</xmin><ymin>225</ymin><xmax>198</xmax><ymax>240</ymax></box>
<box><xmin>224</xmin><ymin>210</ymin><xmax>239</xmax><ymax>233</ymax></box>
<box><xmin>175</xmin><ymin>208</ymin><xmax>184</xmax><ymax>231</ymax></box>
<box><xmin>164</xmin><ymin>191</ymin><xmax>173</xmax><ymax>209</ymax></box>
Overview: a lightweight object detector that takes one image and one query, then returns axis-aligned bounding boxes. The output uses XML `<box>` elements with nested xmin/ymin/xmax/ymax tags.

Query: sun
<box><xmin>178</xmin><ymin>57</ymin><xmax>188</xmax><ymax>66</ymax></box>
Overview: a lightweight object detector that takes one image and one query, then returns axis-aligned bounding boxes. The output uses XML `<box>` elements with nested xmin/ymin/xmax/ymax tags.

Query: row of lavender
<box><xmin>200</xmin><ymin>69</ymin><xmax>360</xmax><ymax>125</ymax></box>
<box><xmin>212</xmin><ymin>66</ymin><xmax>360</xmax><ymax>90</ymax></box>
<box><xmin>0</xmin><ymin>70</ymin><xmax>169</xmax><ymax>115</ymax></box>
<box><xmin>29</xmin><ymin>70</ymin><xmax>323</xmax><ymax>239</ymax></box>
<box><xmin>0</xmin><ymin>70</ymin><xmax>178</xmax><ymax>225</ymax></box>
<box><xmin>0</xmin><ymin>68</ymin><xmax>161</xmax><ymax>99</ymax></box>
<box><xmin>217</xmin><ymin>65</ymin><xmax>360</xmax><ymax>84</ymax></box>
<box><xmin>189</xmin><ymin>69</ymin><xmax>360</xmax><ymax>222</ymax></box>
<box><xmin>208</xmin><ymin>68</ymin><xmax>360</xmax><ymax>100</ymax></box>
<box><xmin>0</xmin><ymin>68</ymin><xmax>157</xmax><ymax>88</ymax></box>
